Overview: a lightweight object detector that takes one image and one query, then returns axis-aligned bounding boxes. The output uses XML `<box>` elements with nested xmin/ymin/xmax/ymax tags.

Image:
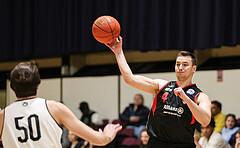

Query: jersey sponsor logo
<box><xmin>177</xmin><ymin>107</ymin><xmax>184</xmax><ymax>114</ymax></box>
<box><xmin>163</xmin><ymin>105</ymin><xmax>184</xmax><ymax>117</ymax></box>
<box><xmin>165</xmin><ymin>88</ymin><xmax>173</xmax><ymax>92</ymax></box>
<box><xmin>186</xmin><ymin>89</ymin><xmax>195</xmax><ymax>95</ymax></box>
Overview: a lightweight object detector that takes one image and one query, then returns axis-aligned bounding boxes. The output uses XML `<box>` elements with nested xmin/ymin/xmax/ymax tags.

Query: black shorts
<box><xmin>146</xmin><ymin>137</ymin><xmax>196</xmax><ymax>148</ymax></box>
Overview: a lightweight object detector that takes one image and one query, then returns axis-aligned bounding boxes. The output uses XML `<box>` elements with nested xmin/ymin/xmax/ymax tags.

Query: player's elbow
<box><xmin>124</xmin><ymin>78</ymin><xmax>132</xmax><ymax>85</ymax></box>
<box><xmin>121</xmin><ymin>71</ymin><xmax>136</xmax><ymax>85</ymax></box>
<box><xmin>123</xmin><ymin>76</ymin><xmax>134</xmax><ymax>85</ymax></box>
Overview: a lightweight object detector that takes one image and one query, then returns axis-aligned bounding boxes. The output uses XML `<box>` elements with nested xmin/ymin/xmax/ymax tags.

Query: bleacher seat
<box><xmin>117</xmin><ymin>128</ymin><xmax>134</xmax><ymax>137</ymax></box>
<box><xmin>120</xmin><ymin>137</ymin><xmax>141</xmax><ymax>148</ymax></box>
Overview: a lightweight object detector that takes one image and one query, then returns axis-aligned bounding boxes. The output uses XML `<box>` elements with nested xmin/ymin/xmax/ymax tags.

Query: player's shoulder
<box><xmin>198</xmin><ymin>92</ymin><xmax>209</xmax><ymax>99</ymax></box>
<box><xmin>46</xmin><ymin>100</ymin><xmax>65</xmax><ymax>110</ymax></box>
<box><xmin>154</xmin><ymin>79</ymin><xmax>169</xmax><ymax>88</ymax></box>
<box><xmin>197</xmin><ymin>92</ymin><xmax>211</xmax><ymax>104</ymax></box>
<box><xmin>47</xmin><ymin>100</ymin><xmax>71</xmax><ymax>115</ymax></box>
<box><xmin>46</xmin><ymin>99</ymin><xmax>58</xmax><ymax>104</ymax></box>
<box><xmin>46</xmin><ymin>100</ymin><xmax>67</xmax><ymax>125</ymax></box>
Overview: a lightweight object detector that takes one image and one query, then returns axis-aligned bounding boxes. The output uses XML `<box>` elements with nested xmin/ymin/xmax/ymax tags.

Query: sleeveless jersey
<box><xmin>147</xmin><ymin>81</ymin><xmax>202</xmax><ymax>144</ymax></box>
<box><xmin>2</xmin><ymin>98</ymin><xmax>62</xmax><ymax>148</ymax></box>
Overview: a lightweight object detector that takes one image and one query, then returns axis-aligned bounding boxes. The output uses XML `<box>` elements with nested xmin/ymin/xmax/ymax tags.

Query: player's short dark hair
<box><xmin>177</xmin><ymin>51</ymin><xmax>197</xmax><ymax>66</ymax></box>
<box><xmin>10</xmin><ymin>61</ymin><xmax>41</xmax><ymax>98</ymax></box>
<box><xmin>211</xmin><ymin>100</ymin><xmax>222</xmax><ymax>110</ymax></box>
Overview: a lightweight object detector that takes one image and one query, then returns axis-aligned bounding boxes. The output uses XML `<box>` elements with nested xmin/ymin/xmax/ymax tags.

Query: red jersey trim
<box><xmin>190</xmin><ymin>92</ymin><xmax>202</xmax><ymax>125</ymax></box>
<box><xmin>176</xmin><ymin>82</ymin><xmax>196</xmax><ymax>89</ymax></box>
<box><xmin>194</xmin><ymin>92</ymin><xmax>202</xmax><ymax>103</ymax></box>
<box><xmin>151</xmin><ymin>81</ymin><xmax>170</xmax><ymax>116</ymax></box>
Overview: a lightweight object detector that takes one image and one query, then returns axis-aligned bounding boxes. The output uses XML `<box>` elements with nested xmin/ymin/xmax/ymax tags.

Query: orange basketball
<box><xmin>92</xmin><ymin>16</ymin><xmax>121</xmax><ymax>44</ymax></box>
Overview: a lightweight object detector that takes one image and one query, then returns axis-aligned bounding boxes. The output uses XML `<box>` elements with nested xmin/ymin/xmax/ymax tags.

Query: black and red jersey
<box><xmin>147</xmin><ymin>81</ymin><xmax>202</xmax><ymax>144</ymax></box>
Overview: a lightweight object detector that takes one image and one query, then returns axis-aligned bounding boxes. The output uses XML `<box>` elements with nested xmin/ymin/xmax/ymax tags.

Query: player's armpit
<box><xmin>128</xmin><ymin>76</ymin><xmax>168</xmax><ymax>94</ymax></box>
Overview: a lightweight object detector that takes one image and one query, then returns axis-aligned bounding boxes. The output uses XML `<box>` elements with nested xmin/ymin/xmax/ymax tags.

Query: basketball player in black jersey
<box><xmin>105</xmin><ymin>36</ymin><xmax>211</xmax><ymax>148</ymax></box>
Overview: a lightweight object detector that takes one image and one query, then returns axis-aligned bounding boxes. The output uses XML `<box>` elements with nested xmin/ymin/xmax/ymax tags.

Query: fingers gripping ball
<box><xmin>92</xmin><ymin>16</ymin><xmax>121</xmax><ymax>44</ymax></box>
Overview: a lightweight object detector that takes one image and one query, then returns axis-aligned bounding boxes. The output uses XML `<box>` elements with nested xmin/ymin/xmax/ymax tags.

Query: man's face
<box><xmin>201</xmin><ymin>125</ymin><xmax>214</xmax><ymax>139</ymax></box>
<box><xmin>175</xmin><ymin>56</ymin><xmax>196</xmax><ymax>81</ymax></box>
<box><xmin>211</xmin><ymin>103</ymin><xmax>220</xmax><ymax>117</ymax></box>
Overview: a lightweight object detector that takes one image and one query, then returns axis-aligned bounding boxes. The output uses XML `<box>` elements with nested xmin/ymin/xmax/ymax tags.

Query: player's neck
<box><xmin>177</xmin><ymin>79</ymin><xmax>192</xmax><ymax>88</ymax></box>
<box><xmin>17</xmin><ymin>95</ymin><xmax>37</xmax><ymax>101</ymax></box>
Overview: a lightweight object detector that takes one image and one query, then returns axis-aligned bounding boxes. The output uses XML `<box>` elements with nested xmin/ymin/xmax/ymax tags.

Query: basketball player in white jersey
<box><xmin>0</xmin><ymin>61</ymin><xmax>122</xmax><ymax>148</ymax></box>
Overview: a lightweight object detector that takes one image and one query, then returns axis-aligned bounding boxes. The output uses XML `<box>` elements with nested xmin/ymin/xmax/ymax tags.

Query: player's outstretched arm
<box><xmin>47</xmin><ymin>101</ymin><xmax>122</xmax><ymax>146</ymax></box>
<box><xmin>105</xmin><ymin>36</ymin><xmax>167</xmax><ymax>94</ymax></box>
<box><xmin>0</xmin><ymin>110</ymin><xmax>4</xmax><ymax>140</ymax></box>
<box><xmin>174</xmin><ymin>88</ymin><xmax>211</xmax><ymax>126</ymax></box>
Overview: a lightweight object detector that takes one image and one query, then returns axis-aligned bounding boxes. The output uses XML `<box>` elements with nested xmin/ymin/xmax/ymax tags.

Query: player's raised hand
<box><xmin>174</xmin><ymin>87</ymin><xmax>188</xmax><ymax>101</ymax></box>
<box><xmin>102</xmin><ymin>123</ymin><xmax>122</xmax><ymax>142</ymax></box>
<box><xmin>105</xmin><ymin>36</ymin><xmax>123</xmax><ymax>54</ymax></box>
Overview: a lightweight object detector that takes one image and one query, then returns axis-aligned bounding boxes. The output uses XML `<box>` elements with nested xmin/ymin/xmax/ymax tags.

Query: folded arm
<box><xmin>174</xmin><ymin>88</ymin><xmax>211</xmax><ymax>126</ymax></box>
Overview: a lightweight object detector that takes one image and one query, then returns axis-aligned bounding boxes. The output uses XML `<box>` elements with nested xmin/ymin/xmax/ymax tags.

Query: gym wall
<box><xmin>6</xmin><ymin>69</ymin><xmax>240</xmax><ymax>121</ymax></box>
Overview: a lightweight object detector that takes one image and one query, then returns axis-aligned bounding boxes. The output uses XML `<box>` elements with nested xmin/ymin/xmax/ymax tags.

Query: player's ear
<box><xmin>192</xmin><ymin>65</ymin><xmax>197</xmax><ymax>73</ymax></box>
<box><xmin>37</xmin><ymin>84</ymin><xmax>40</xmax><ymax>89</ymax></box>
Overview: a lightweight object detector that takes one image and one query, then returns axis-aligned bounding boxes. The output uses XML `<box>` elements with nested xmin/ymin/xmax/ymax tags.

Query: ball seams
<box><xmin>102</xmin><ymin>16</ymin><xmax>115</xmax><ymax>43</ymax></box>
<box><xmin>93</xmin><ymin>23</ymin><xmax>112</xmax><ymax>33</ymax></box>
<box><xmin>92</xmin><ymin>16</ymin><xmax>120</xmax><ymax>44</ymax></box>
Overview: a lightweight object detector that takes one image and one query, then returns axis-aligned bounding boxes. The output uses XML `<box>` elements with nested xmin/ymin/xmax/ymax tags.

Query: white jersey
<box><xmin>2</xmin><ymin>98</ymin><xmax>62</xmax><ymax>148</ymax></box>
